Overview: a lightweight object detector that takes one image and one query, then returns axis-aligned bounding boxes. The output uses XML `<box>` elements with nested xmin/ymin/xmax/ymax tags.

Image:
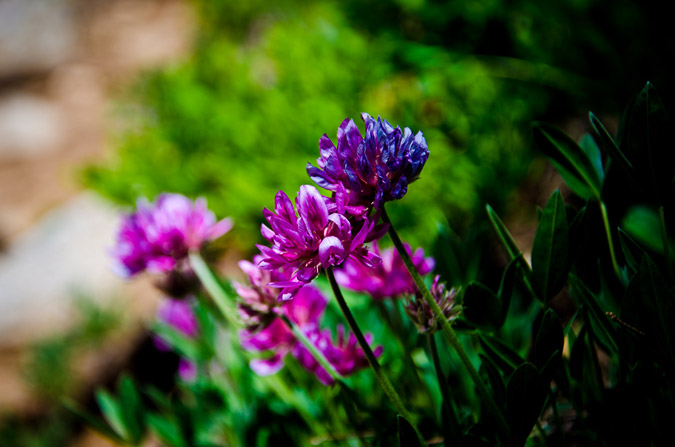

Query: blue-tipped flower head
<box><xmin>307</xmin><ymin>113</ymin><xmax>429</xmax><ymax>209</ymax></box>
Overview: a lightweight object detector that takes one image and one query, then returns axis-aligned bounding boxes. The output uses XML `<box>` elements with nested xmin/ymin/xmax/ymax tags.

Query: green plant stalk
<box><xmin>383</xmin><ymin>208</ymin><xmax>511</xmax><ymax>440</ymax></box>
<box><xmin>279</xmin><ymin>313</ymin><xmax>344</xmax><ymax>385</ymax></box>
<box><xmin>599</xmin><ymin>202</ymin><xmax>621</xmax><ymax>280</ymax></box>
<box><xmin>659</xmin><ymin>206</ymin><xmax>674</xmax><ymax>285</ymax></box>
<box><xmin>189</xmin><ymin>252</ymin><xmax>240</xmax><ymax>328</ymax></box>
<box><xmin>427</xmin><ymin>332</ymin><xmax>461</xmax><ymax>445</ymax></box>
<box><xmin>326</xmin><ymin>268</ymin><xmax>426</xmax><ymax>446</ymax></box>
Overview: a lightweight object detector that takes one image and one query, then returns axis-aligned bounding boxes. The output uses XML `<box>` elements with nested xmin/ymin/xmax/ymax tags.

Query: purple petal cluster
<box><xmin>154</xmin><ymin>298</ymin><xmax>199</xmax><ymax>381</ymax></box>
<box><xmin>307</xmin><ymin>113</ymin><xmax>429</xmax><ymax>209</ymax></box>
<box><xmin>335</xmin><ymin>241</ymin><xmax>435</xmax><ymax>300</ymax></box>
<box><xmin>238</xmin><ymin>278</ymin><xmax>381</xmax><ymax>385</ymax></box>
<box><xmin>405</xmin><ymin>275</ymin><xmax>460</xmax><ymax>333</ymax></box>
<box><xmin>112</xmin><ymin>194</ymin><xmax>232</xmax><ymax>277</ymax></box>
<box><xmin>234</xmin><ymin>255</ymin><xmax>289</xmax><ymax>330</ymax></box>
<box><xmin>258</xmin><ymin>185</ymin><xmax>380</xmax><ymax>300</ymax></box>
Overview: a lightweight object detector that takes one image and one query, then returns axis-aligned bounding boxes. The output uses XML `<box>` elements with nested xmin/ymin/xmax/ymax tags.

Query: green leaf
<box><xmin>618</xmin><ymin>228</ymin><xmax>649</xmax><ymax>273</ymax></box>
<box><xmin>147</xmin><ymin>414</ymin><xmax>187</xmax><ymax>447</ymax></box>
<box><xmin>579</xmin><ymin>134</ymin><xmax>604</xmax><ymax>183</ymax></box>
<box><xmin>507</xmin><ymin>363</ymin><xmax>548</xmax><ymax>447</ymax></box>
<box><xmin>486</xmin><ymin>204</ymin><xmax>524</xmax><ymax>262</ymax></box>
<box><xmin>569</xmin><ymin>275</ymin><xmax>619</xmax><ymax>354</ymax></box>
<box><xmin>397</xmin><ymin>415</ymin><xmax>421</xmax><ymax>447</ymax></box>
<box><xmin>478</xmin><ymin>333</ymin><xmax>525</xmax><ymax>375</ymax></box>
<box><xmin>532</xmin><ymin>190</ymin><xmax>569</xmax><ymax>301</ymax></box>
<box><xmin>152</xmin><ymin>322</ymin><xmax>201</xmax><ymax>360</ymax></box>
<box><xmin>497</xmin><ymin>256</ymin><xmax>520</xmax><ymax>316</ymax></box>
<box><xmin>589</xmin><ymin>111</ymin><xmax>633</xmax><ymax>175</ymax></box>
<box><xmin>532</xmin><ymin>122</ymin><xmax>603</xmax><ymax>200</ymax></box>
<box><xmin>462</xmin><ymin>282</ymin><xmax>504</xmax><ymax>331</ymax></box>
<box><xmin>533</xmin><ymin>309</ymin><xmax>564</xmax><ymax>372</ymax></box>
<box><xmin>95</xmin><ymin>389</ymin><xmax>129</xmax><ymax>441</ymax></box>
<box><xmin>62</xmin><ymin>398</ymin><xmax>125</xmax><ymax>443</ymax></box>
<box><xmin>622</xmin><ymin>206</ymin><xmax>666</xmax><ymax>254</ymax></box>
<box><xmin>118</xmin><ymin>375</ymin><xmax>144</xmax><ymax>443</ymax></box>
<box><xmin>479</xmin><ymin>353</ymin><xmax>507</xmax><ymax>413</ymax></box>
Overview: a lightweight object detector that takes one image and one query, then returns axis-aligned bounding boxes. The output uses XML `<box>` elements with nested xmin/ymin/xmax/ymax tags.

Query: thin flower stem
<box><xmin>188</xmin><ymin>252</ymin><xmax>240</xmax><ymax>328</ymax></box>
<box><xmin>659</xmin><ymin>206</ymin><xmax>674</xmax><ymax>286</ymax></box>
<box><xmin>326</xmin><ymin>268</ymin><xmax>426</xmax><ymax>446</ymax></box>
<box><xmin>382</xmin><ymin>207</ymin><xmax>511</xmax><ymax>441</ymax></box>
<box><xmin>599</xmin><ymin>202</ymin><xmax>622</xmax><ymax>280</ymax></box>
<box><xmin>279</xmin><ymin>313</ymin><xmax>344</xmax><ymax>385</ymax></box>
<box><xmin>427</xmin><ymin>332</ymin><xmax>461</xmax><ymax>446</ymax></box>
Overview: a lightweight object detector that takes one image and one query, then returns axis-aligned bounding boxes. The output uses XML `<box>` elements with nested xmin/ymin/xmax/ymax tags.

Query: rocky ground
<box><xmin>0</xmin><ymin>0</ymin><xmax>194</xmax><ymax>443</ymax></box>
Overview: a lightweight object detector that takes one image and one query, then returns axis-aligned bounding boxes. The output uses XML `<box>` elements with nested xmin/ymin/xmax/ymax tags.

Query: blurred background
<box><xmin>0</xmin><ymin>0</ymin><xmax>672</xmax><ymax>445</ymax></box>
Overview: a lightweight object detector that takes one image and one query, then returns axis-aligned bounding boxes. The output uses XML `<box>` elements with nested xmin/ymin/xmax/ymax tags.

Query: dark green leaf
<box><xmin>480</xmin><ymin>353</ymin><xmax>507</xmax><ymax>413</ymax></box>
<box><xmin>486</xmin><ymin>204</ymin><xmax>524</xmax><ymax>262</ymax></box>
<box><xmin>397</xmin><ymin>415</ymin><xmax>421</xmax><ymax>447</ymax></box>
<box><xmin>618</xmin><ymin>228</ymin><xmax>649</xmax><ymax>273</ymax></box>
<box><xmin>507</xmin><ymin>363</ymin><xmax>548</xmax><ymax>447</ymax></box>
<box><xmin>62</xmin><ymin>398</ymin><xmax>125</xmax><ymax>443</ymax></box>
<box><xmin>463</xmin><ymin>282</ymin><xmax>504</xmax><ymax>331</ymax></box>
<box><xmin>569</xmin><ymin>275</ymin><xmax>619</xmax><ymax>354</ymax></box>
<box><xmin>497</xmin><ymin>256</ymin><xmax>520</xmax><ymax>316</ymax></box>
<box><xmin>533</xmin><ymin>309</ymin><xmax>563</xmax><ymax>372</ymax></box>
<box><xmin>532</xmin><ymin>122</ymin><xmax>603</xmax><ymax>200</ymax></box>
<box><xmin>589</xmin><ymin>111</ymin><xmax>633</xmax><ymax>175</ymax></box>
<box><xmin>478</xmin><ymin>333</ymin><xmax>525</xmax><ymax>374</ymax></box>
<box><xmin>579</xmin><ymin>134</ymin><xmax>604</xmax><ymax>183</ymax></box>
<box><xmin>95</xmin><ymin>389</ymin><xmax>129</xmax><ymax>441</ymax></box>
<box><xmin>622</xmin><ymin>206</ymin><xmax>666</xmax><ymax>254</ymax></box>
<box><xmin>532</xmin><ymin>190</ymin><xmax>569</xmax><ymax>301</ymax></box>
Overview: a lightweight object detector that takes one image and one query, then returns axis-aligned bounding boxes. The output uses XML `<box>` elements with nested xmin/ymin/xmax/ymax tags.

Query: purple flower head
<box><xmin>293</xmin><ymin>326</ymin><xmax>383</xmax><ymax>385</ymax></box>
<box><xmin>258</xmin><ymin>185</ymin><xmax>381</xmax><ymax>300</ymax></box>
<box><xmin>240</xmin><ymin>285</ymin><xmax>326</xmax><ymax>375</ymax></box>
<box><xmin>307</xmin><ymin>113</ymin><xmax>429</xmax><ymax>209</ymax></box>
<box><xmin>112</xmin><ymin>193</ymin><xmax>232</xmax><ymax>277</ymax></box>
<box><xmin>240</xmin><ymin>285</ymin><xmax>382</xmax><ymax>385</ymax></box>
<box><xmin>234</xmin><ymin>255</ymin><xmax>290</xmax><ymax>330</ymax></box>
<box><xmin>405</xmin><ymin>275</ymin><xmax>460</xmax><ymax>333</ymax></box>
<box><xmin>335</xmin><ymin>241</ymin><xmax>435</xmax><ymax>300</ymax></box>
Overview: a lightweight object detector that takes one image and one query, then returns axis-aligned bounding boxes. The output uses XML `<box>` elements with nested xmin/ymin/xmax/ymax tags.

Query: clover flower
<box><xmin>307</xmin><ymin>113</ymin><xmax>429</xmax><ymax>209</ymax></box>
<box><xmin>154</xmin><ymin>298</ymin><xmax>199</xmax><ymax>381</ymax></box>
<box><xmin>293</xmin><ymin>326</ymin><xmax>382</xmax><ymax>385</ymax></box>
<box><xmin>335</xmin><ymin>241</ymin><xmax>435</xmax><ymax>300</ymax></box>
<box><xmin>112</xmin><ymin>194</ymin><xmax>232</xmax><ymax>277</ymax></box>
<box><xmin>239</xmin><ymin>284</ymin><xmax>382</xmax><ymax>384</ymax></box>
<box><xmin>258</xmin><ymin>185</ymin><xmax>380</xmax><ymax>300</ymax></box>
<box><xmin>234</xmin><ymin>255</ymin><xmax>289</xmax><ymax>331</ymax></box>
<box><xmin>405</xmin><ymin>275</ymin><xmax>460</xmax><ymax>333</ymax></box>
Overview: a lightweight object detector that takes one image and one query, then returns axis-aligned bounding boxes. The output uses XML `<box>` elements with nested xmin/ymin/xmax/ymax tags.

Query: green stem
<box><xmin>279</xmin><ymin>314</ymin><xmax>344</xmax><ymax>385</ymax></box>
<box><xmin>599</xmin><ymin>202</ymin><xmax>621</xmax><ymax>280</ymax></box>
<box><xmin>659</xmin><ymin>206</ymin><xmax>674</xmax><ymax>285</ymax></box>
<box><xmin>427</xmin><ymin>332</ymin><xmax>462</xmax><ymax>446</ymax></box>
<box><xmin>188</xmin><ymin>252</ymin><xmax>240</xmax><ymax>328</ymax></box>
<box><xmin>326</xmin><ymin>268</ymin><xmax>426</xmax><ymax>446</ymax></box>
<box><xmin>383</xmin><ymin>208</ymin><xmax>510</xmax><ymax>441</ymax></box>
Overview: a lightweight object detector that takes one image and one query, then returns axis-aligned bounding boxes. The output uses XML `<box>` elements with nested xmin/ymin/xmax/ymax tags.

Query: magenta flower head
<box><xmin>239</xmin><ymin>285</ymin><xmax>326</xmax><ymax>375</ymax></box>
<box><xmin>307</xmin><ymin>113</ymin><xmax>429</xmax><ymax>209</ymax></box>
<box><xmin>405</xmin><ymin>275</ymin><xmax>460</xmax><ymax>333</ymax></box>
<box><xmin>112</xmin><ymin>193</ymin><xmax>233</xmax><ymax>277</ymax></box>
<box><xmin>258</xmin><ymin>185</ymin><xmax>380</xmax><ymax>300</ymax></box>
<box><xmin>154</xmin><ymin>298</ymin><xmax>200</xmax><ymax>381</ymax></box>
<box><xmin>293</xmin><ymin>326</ymin><xmax>383</xmax><ymax>385</ymax></box>
<box><xmin>335</xmin><ymin>241</ymin><xmax>435</xmax><ymax>300</ymax></box>
<box><xmin>234</xmin><ymin>255</ymin><xmax>288</xmax><ymax>330</ymax></box>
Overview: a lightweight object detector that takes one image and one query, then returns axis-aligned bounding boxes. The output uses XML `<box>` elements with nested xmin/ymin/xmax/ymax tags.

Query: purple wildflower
<box><xmin>234</xmin><ymin>255</ymin><xmax>289</xmax><ymax>330</ymax></box>
<box><xmin>258</xmin><ymin>185</ymin><xmax>380</xmax><ymax>300</ymax></box>
<box><xmin>293</xmin><ymin>326</ymin><xmax>382</xmax><ymax>385</ymax></box>
<box><xmin>405</xmin><ymin>275</ymin><xmax>460</xmax><ymax>333</ymax></box>
<box><xmin>307</xmin><ymin>113</ymin><xmax>429</xmax><ymax>209</ymax></box>
<box><xmin>335</xmin><ymin>241</ymin><xmax>435</xmax><ymax>300</ymax></box>
<box><xmin>154</xmin><ymin>298</ymin><xmax>200</xmax><ymax>381</ymax></box>
<box><xmin>112</xmin><ymin>194</ymin><xmax>232</xmax><ymax>277</ymax></box>
<box><xmin>239</xmin><ymin>284</ymin><xmax>382</xmax><ymax>384</ymax></box>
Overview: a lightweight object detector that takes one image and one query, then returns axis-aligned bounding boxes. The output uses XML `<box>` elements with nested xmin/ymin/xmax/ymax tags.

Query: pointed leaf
<box><xmin>118</xmin><ymin>375</ymin><xmax>144</xmax><ymax>443</ymax></box>
<box><xmin>622</xmin><ymin>206</ymin><xmax>666</xmax><ymax>254</ymax></box>
<box><xmin>589</xmin><ymin>111</ymin><xmax>633</xmax><ymax>175</ymax></box>
<box><xmin>579</xmin><ymin>134</ymin><xmax>604</xmax><ymax>183</ymax></box>
<box><xmin>463</xmin><ymin>282</ymin><xmax>504</xmax><ymax>331</ymax></box>
<box><xmin>147</xmin><ymin>414</ymin><xmax>187</xmax><ymax>447</ymax></box>
<box><xmin>478</xmin><ymin>333</ymin><xmax>525</xmax><ymax>374</ymax></box>
<box><xmin>618</xmin><ymin>228</ymin><xmax>649</xmax><ymax>273</ymax></box>
<box><xmin>569</xmin><ymin>275</ymin><xmax>619</xmax><ymax>353</ymax></box>
<box><xmin>486</xmin><ymin>204</ymin><xmax>524</xmax><ymax>262</ymax></box>
<box><xmin>95</xmin><ymin>389</ymin><xmax>129</xmax><ymax>441</ymax></box>
<box><xmin>533</xmin><ymin>309</ymin><xmax>564</xmax><ymax>372</ymax></box>
<box><xmin>397</xmin><ymin>415</ymin><xmax>421</xmax><ymax>447</ymax></box>
<box><xmin>507</xmin><ymin>363</ymin><xmax>548</xmax><ymax>446</ymax></box>
<box><xmin>63</xmin><ymin>398</ymin><xmax>125</xmax><ymax>443</ymax></box>
<box><xmin>532</xmin><ymin>122</ymin><xmax>603</xmax><ymax>200</ymax></box>
<box><xmin>532</xmin><ymin>190</ymin><xmax>569</xmax><ymax>301</ymax></box>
